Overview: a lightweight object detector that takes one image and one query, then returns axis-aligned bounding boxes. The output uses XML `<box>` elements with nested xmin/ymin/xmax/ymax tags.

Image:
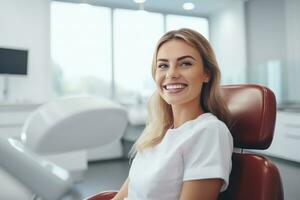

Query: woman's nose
<box><xmin>166</xmin><ymin>66</ymin><xmax>179</xmax><ymax>79</ymax></box>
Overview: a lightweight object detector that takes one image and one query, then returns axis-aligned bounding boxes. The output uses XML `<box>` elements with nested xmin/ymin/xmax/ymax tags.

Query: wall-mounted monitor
<box><xmin>0</xmin><ymin>47</ymin><xmax>28</xmax><ymax>75</ymax></box>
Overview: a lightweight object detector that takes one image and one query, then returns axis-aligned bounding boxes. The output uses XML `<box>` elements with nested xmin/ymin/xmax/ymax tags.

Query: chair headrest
<box><xmin>221</xmin><ymin>84</ymin><xmax>276</xmax><ymax>149</ymax></box>
<box><xmin>22</xmin><ymin>97</ymin><xmax>128</xmax><ymax>154</ymax></box>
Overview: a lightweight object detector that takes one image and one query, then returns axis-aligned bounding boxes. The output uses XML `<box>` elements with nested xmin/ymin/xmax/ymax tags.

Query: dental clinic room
<box><xmin>0</xmin><ymin>0</ymin><xmax>300</xmax><ymax>199</ymax></box>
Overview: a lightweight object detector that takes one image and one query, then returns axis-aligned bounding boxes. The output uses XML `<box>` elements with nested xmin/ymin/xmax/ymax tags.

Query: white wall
<box><xmin>245</xmin><ymin>0</ymin><xmax>286</xmax><ymax>93</ymax></box>
<box><xmin>285</xmin><ymin>0</ymin><xmax>300</xmax><ymax>102</ymax></box>
<box><xmin>245</xmin><ymin>0</ymin><xmax>300</xmax><ymax>103</ymax></box>
<box><xmin>0</xmin><ymin>0</ymin><xmax>51</xmax><ymax>103</ymax></box>
<box><xmin>209</xmin><ymin>0</ymin><xmax>247</xmax><ymax>84</ymax></box>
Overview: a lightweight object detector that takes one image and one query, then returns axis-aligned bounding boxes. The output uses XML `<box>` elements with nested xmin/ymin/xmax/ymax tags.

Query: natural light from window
<box><xmin>51</xmin><ymin>2</ymin><xmax>210</xmax><ymax>105</ymax></box>
<box><xmin>51</xmin><ymin>2</ymin><xmax>112</xmax><ymax>97</ymax></box>
<box><xmin>166</xmin><ymin>14</ymin><xmax>209</xmax><ymax>39</ymax></box>
<box><xmin>113</xmin><ymin>9</ymin><xmax>164</xmax><ymax>104</ymax></box>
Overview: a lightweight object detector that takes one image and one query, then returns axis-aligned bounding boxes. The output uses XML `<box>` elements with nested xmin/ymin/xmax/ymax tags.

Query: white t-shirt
<box><xmin>126</xmin><ymin>113</ymin><xmax>233</xmax><ymax>200</ymax></box>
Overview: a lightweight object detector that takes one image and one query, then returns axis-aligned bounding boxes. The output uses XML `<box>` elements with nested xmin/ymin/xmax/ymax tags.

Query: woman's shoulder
<box><xmin>180</xmin><ymin>113</ymin><xmax>233</xmax><ymax>154</ymax></box>
<box><xmin>192</xmin><ymin>113</ymin><xmax>228</xmax><ymax>130</ymax></box>
<box><xmin>189</xmin><ymin>113</ymin><xmax>231</xmax><ymax>139</ymax></box>
<box><xmin>166</xmin><ymin>113</ymin><xmax>232</xmax><ymax>145</ymax></box>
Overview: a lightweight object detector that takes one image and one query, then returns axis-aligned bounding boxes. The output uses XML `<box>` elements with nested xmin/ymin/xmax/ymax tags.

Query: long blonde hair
<box><xmin>130</xmin><ymin>28</ymin><xmax>230</xmax><ymax>157</ymax></box>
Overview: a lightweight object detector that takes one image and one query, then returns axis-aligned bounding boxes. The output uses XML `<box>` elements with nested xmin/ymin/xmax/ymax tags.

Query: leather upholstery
<box><xmin>85</xmin><ymin>191</ymin><xmax>117</xmax><ymax>200</ymax></box>
<box><xmin>218</xmin><ymin>84</ymin><xmax>283</xmax><ymax>200</ymax></box>
<box><xmin>219</xmin><ymin>153</ymin><xmax>284</xmax><ymax>200</ymax></box>
<box><xmin>221</xmin><ymin>84</ymin><xmax>276</xmax><ymax>149</ymax></box>
<box><xmin>86</xmin><ymin>84</ymin><xmax>283</xmax><ymax>200</ymax></box>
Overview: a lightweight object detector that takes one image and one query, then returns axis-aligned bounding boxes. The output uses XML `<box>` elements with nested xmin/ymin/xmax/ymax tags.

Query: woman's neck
<box><xmin>171</xmin><ymin>101</ymin><xmax>204</xmax><ymax>129</ymax></box>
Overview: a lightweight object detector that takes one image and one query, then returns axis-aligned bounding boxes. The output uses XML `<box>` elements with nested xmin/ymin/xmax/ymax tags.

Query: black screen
<box><xmin>0</xmin><ymin>47</ymin><xmax>28</xmax><ymax>75</ymax></box>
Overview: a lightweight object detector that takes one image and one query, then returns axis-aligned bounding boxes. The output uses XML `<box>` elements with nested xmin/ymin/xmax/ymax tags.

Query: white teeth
<box><xmin>165</xmin><ymin>84</ymin><xmax>186</xmax><ymax>90</ymax></box>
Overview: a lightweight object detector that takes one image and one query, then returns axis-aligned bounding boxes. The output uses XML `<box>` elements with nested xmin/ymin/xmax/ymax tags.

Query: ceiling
<box><xmin>58</xmin><ymin>0</ymin><xmax>240</xmax><ymax>17</ymax></box>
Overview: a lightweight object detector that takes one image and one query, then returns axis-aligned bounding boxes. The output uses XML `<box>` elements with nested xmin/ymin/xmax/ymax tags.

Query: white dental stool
<box><xmin>0</xmin><ymin>97</ymin><xmax>128</xmax><ymax>200</ymax></box>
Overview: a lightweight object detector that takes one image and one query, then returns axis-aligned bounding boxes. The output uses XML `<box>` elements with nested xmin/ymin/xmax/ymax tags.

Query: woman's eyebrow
<box><xmin>157</xmin><ymin>55</ymin><xmax>195</xmax><ymax>62</ymax></box>
<box><xmin>157</xmin><ymin>58</ymin><xmax>168</xmax><ymax>62</ymax></box>
<box><xmin>177</xmin><ymin>55</ymin><xmax>195</xmax><ymax>61</ymax></box>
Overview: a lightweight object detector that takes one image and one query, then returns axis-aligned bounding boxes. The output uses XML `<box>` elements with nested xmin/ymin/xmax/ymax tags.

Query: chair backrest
<box><xmin>219</xmin><ymin>84</ymin><xmax>284</xmax><ymax>200</ymax></box>
<box><xmin>86</xmin><ymin>84</ymin><xmax>284</xmax><ymax>200</ymax></box>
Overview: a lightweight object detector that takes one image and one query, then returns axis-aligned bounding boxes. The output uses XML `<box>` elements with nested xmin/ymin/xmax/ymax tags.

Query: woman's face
<box><xmin>155</xmin><ymin>39</ymin><xmax>209</xmax><ymax>106</ymax></box>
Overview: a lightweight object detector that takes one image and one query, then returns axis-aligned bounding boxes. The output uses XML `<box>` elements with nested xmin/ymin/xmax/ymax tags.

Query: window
<box><xmin>113</xmin><ymin>9</ymin><xmax>164</xmax><ymax>104</ymax></box>
<box><xmin>51</xmin><ymin>2</ymin><xmax>112</xmax><ymax>97</ymax></box>
<box><xmin>166</xmin><ymin>14</ymin><xmax>209</xmax><ymax>40</ymax></box>
<box><xmin>51</xmin><ymin>2</ymin><xmax>210</xmax><ymax>105</ymax></box>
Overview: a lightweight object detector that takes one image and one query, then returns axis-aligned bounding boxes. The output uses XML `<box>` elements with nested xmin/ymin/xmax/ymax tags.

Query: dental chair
<box><xmin>0</xmin><ymin>96</ymin><xmax>128</xmax><ymax>200</ymax></box>
<box><xmin>86</xmin><ymin>84</ymin><xmax>284</xmax><ymax>200</ymax></box>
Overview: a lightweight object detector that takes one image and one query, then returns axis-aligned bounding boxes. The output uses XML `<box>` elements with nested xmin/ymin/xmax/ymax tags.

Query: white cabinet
<box><xmin>258</xmin><ymin>111</ymin><xmax>300</xmax><ymax>163</ymax></box>
<box><xmin>0</xmin><ymin>104</ymin><xmax>40</xmax><ymax>138</ymax></box>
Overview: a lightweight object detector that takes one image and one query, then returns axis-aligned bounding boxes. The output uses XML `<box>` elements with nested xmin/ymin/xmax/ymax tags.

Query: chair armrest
<box><xmin>0</xmin><ymin>136</ymin><xmax>73</xmax><ymax>200</ymax></box>
<box><xmin>85</xmin><ymin>191</ymin><xmax>118</xmax><ymax>200</ymax></box>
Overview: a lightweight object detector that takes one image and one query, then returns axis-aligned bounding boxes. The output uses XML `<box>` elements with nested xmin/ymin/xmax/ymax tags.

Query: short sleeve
<box><xmin>182</xmin><ymin>120</ymin><xmax>233</xmax><ymax>192</ymax></box>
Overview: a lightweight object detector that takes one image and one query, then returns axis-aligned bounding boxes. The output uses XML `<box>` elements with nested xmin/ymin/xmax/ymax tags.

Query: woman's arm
<box><xmin>111</xmin><ymin>177</ymin><xmax>129</xmax><ymax>200</ymax></box>
<box><xmin>179</xmin><ymin>178</ymin><xmax>223</xmax><ymax>200</ymax></box>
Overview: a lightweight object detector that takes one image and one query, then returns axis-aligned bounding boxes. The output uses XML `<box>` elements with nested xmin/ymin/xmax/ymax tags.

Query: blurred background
<box><xmin>0</xmin><ymin>0</ymin><xmax>299</xmax><ymax>107</ymax></box>
<box><xmin>0</xmin><ymin>0</ymin><xmax>299</xmax><ymax>199</ymax></box>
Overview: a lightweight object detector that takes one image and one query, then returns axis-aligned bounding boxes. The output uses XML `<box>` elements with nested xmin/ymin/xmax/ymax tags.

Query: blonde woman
<box><xmin>113</xmin><ymin>28</ymin><xmax>233</xmax><ymax>200</ymax></box>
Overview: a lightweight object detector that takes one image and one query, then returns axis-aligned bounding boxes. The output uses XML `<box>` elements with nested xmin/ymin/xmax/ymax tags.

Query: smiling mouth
<box><xmin>163</xmin><ymin>83</ymin><xmax>188</xmax><ymax>92</ymax></box>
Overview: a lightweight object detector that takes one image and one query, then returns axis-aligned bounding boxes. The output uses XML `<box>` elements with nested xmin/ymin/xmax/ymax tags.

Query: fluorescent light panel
<box><xmin>134</xmin><ymin>0</ymin><xmax>146</xmax><ymax>3</ymax></box>
<box><xmin>183</xmin><ymin>2</ymin><xmax>195</xmax><ymax>10</ymax></box>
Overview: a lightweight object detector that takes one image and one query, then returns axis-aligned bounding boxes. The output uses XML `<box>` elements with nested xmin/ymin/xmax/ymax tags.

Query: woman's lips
<box><xmin>163</xmin><ymin>83</ymin><xmax>188</xmax><ymax>93</ymax></box>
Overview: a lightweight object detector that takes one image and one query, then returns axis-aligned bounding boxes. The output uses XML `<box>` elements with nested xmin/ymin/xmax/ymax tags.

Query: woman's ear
<box><xmin>203</xmin><ymin>72</ymin><xmax>210</xmax><ymax>83</ymax></box>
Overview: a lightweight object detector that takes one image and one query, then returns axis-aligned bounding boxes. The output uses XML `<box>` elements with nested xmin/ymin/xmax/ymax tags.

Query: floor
<box><xmin>75</xmin><ymin>158</ymin><xmax>130</xmax><ymax>199</ymax></box>
<box><xmin>75</xmin><ymin>155</ymin><xmax>300</xmax><ymax>200</ymax></box>
<box><xmin>269</xmin><ymin>156</ymin><xmax>300</xmax><ymax>200</ymax></box>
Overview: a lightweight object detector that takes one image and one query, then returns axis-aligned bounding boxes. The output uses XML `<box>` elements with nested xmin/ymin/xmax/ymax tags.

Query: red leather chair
<box><xmin>86</xmin><ymin>191</ymin><xmax>117</xmax><ymax>200</ymax></box>
<box><xmin>218</xmin><ymin>84</ymin><xmax>283</xmax><ymax>200</ymax></box>
<box><xmin>86</xmin><ymin>84</ymin><xmax>284</xmax><ymax>200</ymax></box>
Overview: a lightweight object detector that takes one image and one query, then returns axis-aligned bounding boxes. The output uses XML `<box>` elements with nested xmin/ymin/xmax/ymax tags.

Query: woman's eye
<box><xmin>157</xmin><ymin>64</ymin><xmax>168</xmax><ymax>69</ymax></box>
<box><xmin>180</xmin><ymin>62</ymin><xmax>192</xmax><ymax>67</ymax></box>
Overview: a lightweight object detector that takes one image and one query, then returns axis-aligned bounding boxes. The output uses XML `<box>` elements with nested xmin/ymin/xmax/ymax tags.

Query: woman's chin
<box><xmin>164</xmin><ymin>98</ymin><xmax>187</xmax><ymax>106</ymax></box>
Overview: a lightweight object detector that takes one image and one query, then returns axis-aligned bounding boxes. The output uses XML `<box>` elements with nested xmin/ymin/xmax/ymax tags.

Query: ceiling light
<box><xmin>183</xmin><ymin>2</ymin><xmax>195</xmax><ymax>10</ymax></box>
<box><xmin>134</xmin><ymin>0</ymin><xmax>146</xmax><ymax>3</ymax></box>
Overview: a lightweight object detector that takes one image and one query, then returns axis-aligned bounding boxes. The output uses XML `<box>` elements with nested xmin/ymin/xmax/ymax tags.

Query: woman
<box><xmin>113</xmin><ymin>28</ymin><xmax>233</xmax><ymax>200</ymax></box>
